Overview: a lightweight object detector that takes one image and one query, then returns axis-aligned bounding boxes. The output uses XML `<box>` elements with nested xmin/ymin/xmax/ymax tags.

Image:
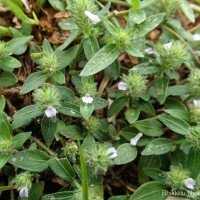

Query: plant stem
<box><xmin>99</xmin><ymin>0</ymin><xmax>131</xmax><ymax>7</ymax></box>
<box><xmin>78</xmin><ymin>141</ymin><xmax>89</xmax><ymax>200</ymax></box>
<box><xmin>30</xmin><ymin>136</ymin><xmax>57</xmax><ymax>158</ymax></box>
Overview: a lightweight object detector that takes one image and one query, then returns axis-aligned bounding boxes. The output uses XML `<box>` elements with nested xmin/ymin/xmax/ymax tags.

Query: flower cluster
<box><xmin>84</xmin><ymin>143</ymin><xmax>117</xmax><ymax>175</ymax></box>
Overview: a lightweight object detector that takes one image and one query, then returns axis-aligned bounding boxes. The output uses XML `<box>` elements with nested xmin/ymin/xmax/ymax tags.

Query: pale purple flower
<box><xmin>106</xmin><ymin>147</ymin><xmax>117</xmax><ymax>159</ymax></box>
<box><xmin>19</xmin><ymin>187</ymin><xmax>29</xmax><ymax>197</ymax></box>
<box><xmin>193</xmin><ymin>34</ymin><xmax>200</xmax><ymax>41</ymax></box>
<box><xmin>84</xmin><ymin>10</ymin><xmax>100</xmax><ymax>24</ymax></box>
<box><xmin>184</xmin><ymin>178</ymin><xmax>195</xmax><ymax>190</ymax></box>
<box><xmin>130</xmin><ymin>133</ymin><xmax>143</xmax><ymax>146</ymax></box>
<box><xmin>164</xmin><ymin>42</ymin><xmax>172</xmax><ymax>50</ymax></box>
<box><xmin>45</xmin><ymin>106</ymin><xmax>57</xmax><ymax>118</ymax></box>
<box><xmin>145</xmin><ymin>47</ymin><xmax>154</xmax><ymax>55</ymax></box>
<box><xmin>82</xmin><ymin>94</ymin><xmax>93</xmax><ymax>104</ymax></box>
<box><xmin>118</xmin><ymin>82</ymin><xmax>128</xmax><ymax>91</ymax></box>
<box><xmin>193</xmin><ymin>99</ymin><xmax>200</xmax><ymax>107</ymax></box>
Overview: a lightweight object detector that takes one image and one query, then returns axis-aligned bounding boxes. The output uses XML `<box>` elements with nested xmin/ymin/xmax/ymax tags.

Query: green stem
<box><xmin>0</xmin><ymin>26</ymin><xmax>11</xmax><ymax>37</ymax></box>
<box><xmin>99</xmin><ymin>0</ymin><xmax>131</xmax><ymax>7</ymax></box>
<box><xmin>78</xmin><ymin>141</ymin><xmax>89</xmax><ymax>200</ymax></box>
<box><xmin>30</xmin><ymin>136</ymin><xmax>57</xmax><ymax>158</ymax></box>
<box><xmin>72</xmin><ymin>39</ymin><xmax>84</xmax><ymax>69</ymax></box>
<box><xmin>0</xmin><ymin>185</ymin><xmax>14</xmax><ymax>192</ymax></box>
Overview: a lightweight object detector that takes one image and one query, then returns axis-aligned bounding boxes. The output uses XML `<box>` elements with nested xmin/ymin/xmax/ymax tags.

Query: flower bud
<box><xmin>189</xmin><ymin>100</ymin><xmax>200</xmax><ymax>123</ymax></box>
<box><xmin>0</xmin><ymin>41</ymin><xmax>9</xmax><ymax>59</ymax></box>
<box><xmin>145</xmin><ymin>47</ymin><xmax>154</xmax><ymax>55</ymax></box>
<box><xmin>11</xmin><ymin>171</ymin><xmax>33</xmax><ymax>197</ymax></box>
<box><xmin>38</xmin><ymin>53</ymin><xmax>59</xmax><ymax>74</ymax></box>
<box><xmin>187</xmin><ymin>68</ymin><xmax>200</xmax><ymax>97</ymax></box>
<box><xmin>121</xmin><ymin>71</ymin><xmax>147</xmax><ymax>99</ymax></box>
<box><xmin>166</xmin><ymin>165</ymin><xmax>190</xmax><ymax>190</ymax></box>
<box><xmin>0</xmin><ymin>139</ymin><xmax>12</xmax><ymax>156</ymax></box>
<box><xmin>82</xmin><ymin>116</ymin><xmax>101</xmax><ymax>133</ymax></box>
<box><xmin>33</xmin><ymin>85</ymin><xmax>61</xmax><ymax>112</ymax></box>
<box><xmin>156</xmin><ymin>41</ymin><xmax>187</xmax><ymax>71</ymax></box>
<box><xmin>186</xmin><ymin>125</ymin><xmax>200</xmax><ymax>149</ymax></box>
<box><xmin>84</xmin><ymin>143</ymin><xmax>114</xmax><ymax>175</ymax></box>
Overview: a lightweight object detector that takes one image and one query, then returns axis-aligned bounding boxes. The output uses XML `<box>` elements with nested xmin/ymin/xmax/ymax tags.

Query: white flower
<box><xmin>106</xmin><ymin>147</ymin><xmax>117</xmax><ymax>159</ymax></box>
<box><xmin>130</xmin><ymin>133</ymin><xmax>143</xmax><ymax>146</ymax></box>
<box><xmin>145</xmin><ymin>47</ymin><xmax>154</xmax><ymax>55</ymax></box>
<box><xmin>184</xmin><ymin>178</ymin><xmax>196</xmax><ymax>190</ymax></box>
<box><xmin>21</xmin><ymin>0</ymin><xmax>31</xmax><ymax>12</ymax></box>
<box><xmin>193</xmin><ymin>34</ymin><xmax>200</xmax><ymax>41</ymax></box>
<box><xmin>19</xmin><ymin>187</ymin><xmax>29</xmax><ymax>198</ymax></box>
<box><xmin>82</xmin><ymin>94</ymin><xmax>93</xmax><ymax>104</ymax></box>
<box><xmin>45</xmin><ymin>106</ymin><xmax>57</xmax><ymax>118</ymax></box>
<box><xmin>84</xmin><ymin>10</ymin><xmax>100</xmax><ymax>24</ymax></box>
<box><xmin>193</xmin><ymin>99</ymin><xmax>200</xmax><ymax>107</ymax></box>
<box><xmin>118</xmin><ymin>82</ymin><xmax>128</xmax><ymax>91</ymax></box>
<box><xmin>164</xmin><ymin>42</ymin><xmax>172</xmax><ymax>50</ymax></box>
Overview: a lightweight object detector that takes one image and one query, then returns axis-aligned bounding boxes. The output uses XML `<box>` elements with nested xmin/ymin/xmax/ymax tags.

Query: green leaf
<box><xmin>12</xmin><ymin>132</ymin><xmax>31</xmax><ymax>149</ymax></box>
<box><xmin>125</xmin><ymin>107</ymin><xmax>140</xmax><ymax>124</ymax></box>
<box><xmin>59</xmin><ymin>18</ymin><xmax>79</xmax><ymax>30</ymax></box>
<box><xmin>132</xmin><ymin>63</ymin><xmax>160</xmax><ymax>75</ymax></box>
<box><xmin>180</xmin><ymin>0</ymin><xmax>195</xmax><ymax>23</ymax></box>
<box><xmin>141</xmin><ymin>138</ymin><xmax>173</xmax><ymax>155</ymax></box>
<box><xmin>57</xmin><ymin>86</ymin><xmax>75</xmax><ymax>102</ymax></box>
<box><xmin>154</xmin><ymin>77</ymin><xmax>169</xmax><ymax>105</ymax></box>
<box><xmin>52</xmin><ymin>71</ymin><xmax>65</xmax><ymax>84</ymax></box>
<box><xmin>114</xmin><ymin>143</ymin><xmax>137</xmax><ymax>165</ymax></box>
<box><xmin>57</xmin><ymin>45</ymin><xmax>80</xmax><ymax>70</ymax></box>
<box><xmin>186</xmin><ymin>149</ymin><xmax>200</xmax><ymax>178</ymax></box>
<box><xmin>134</xmin><ymin>119</ymin><xmax>164</xmax><ymax>137</ymax></box>
<box><xmin>125</xmin><ymin>44</ymin><xmax>144</xmax><ymax>57</ymax></box>
<box><xmin>42</xmin><ymin>38</ymin><xmax>53</xmax><ymax>54</ymax></box>
<box><xmin>0</xmin><ymin>72</ymin><xmax>18</xmax><ymax>87</ymax></box>
<box><xmin>9</xmin><ymin>149</ymin><xmax>50</xmax><ymax>172</ymax></box>
<box><xmin>164</xmin><ymin>109</ymin><xmax>190</xmax><ymax>121</ymax></box>
<box><xmin>80</xmin><ymin>43</ymin><xmax>121</xmax><ymax>76</ymax></box>
<box><xmin>0</xmin><ymin>120</ymin><xmax>11</xmax><ymax>140</ymax></box>
<box><xmin>80</xmin><ymin>102</ymin><xmax>94</xmax><ymax>120</ymax></box>
<box><xmin>143</xmin><ymin>168</ymin><xmax>166</xmax><ymax>183</ymax></box>
<box><xmin>108</xmin><ymin>196</ymin><xmax>129</xmax><ymax>200</ymax></box>
<box><xmin>20</xmin><ymin>71</ymin><xmax>48</xmax><ymax>94</ymax></box>
<box><xmin>129</xmin><ymin>9</ymin><xmax>146</xmax><ymax>24</ymax></box>
<box><xmin>28</xmin><ymin>182</ymin><xmax>44</xmax><ymax>200</ymax></box>
<box><xmin>139</xmin><ymin>101</ymin><xmax>156</xmax><ymax>116</ymax></box>
<box><xmin>48</xmin><ymin>0</ymin><xmax>66</xmax><ymax>11</ymax></box>
<box><xmin>7</xmin><ymin>36</ymin><xmax>33</xmax><ymax>55</ymax></box>
<box><xmin>83</xmin><ymin>36</ymin><xmax>99</xmax><ymax>60</ymax></box>
<box><xmin>129</xmin><ymin>181</ymin><xmax>167</xmax><ymax>200</ymax></box>
<box><xmin>0</xmin><ymin>155</ymin><xmax>10</xmax><ymax>169</ymax></box>
<box><xmin>2</xmin><ymin>0</ymin><xmax>39</xmax><ymax>25</ymax></box>
<box><xmin>0</xmin><ymin>95</ymin><xmax>5</xmax><ymax>111</ymax></box>
<box><xmin>104</xmin><ymin>60</ymin><xmax>120</xmax><ymax>79</ymax></box>
<box><xmin>42</xmin><ymin>191</ymin><xmax>75</xmax><ymax>200</ymax></box>
<box><xmin>56</xmin><ymin>30</ymin><xmax>80</xmax><ymax>51</ymax></box>
<box><xmin>41</xmin><ymin>117</ymin><xmax>57</xmax><ymax>146</ymax></box>
<box><xmin>167</xmin><ymin>85</ymin><xmax>189</xmax><ymax>96</ymax></box>
<box><xmin>12</xmin><ymin>105</ymin><xmax>43</xmax><ymax>129</ymax></box>
<box><xmin>131</xmin><ymin>0</ymin><xmax>140</xmax><ymax>10</ymax></box>
<box><xmin>164</xmin><ymin>98</ymin><xmax>188</xmax><ymax>112</ymax></box>
<box><xmin>138</xmin><ymin>155</ymin><xmax>161</xmax><ymax>183</ymax></box>
<box><xmin>0</xmin><ymin>56</ymin><xmax>21</xmax><ymax>70</ymax></box>
<box><xmin>93</xmin><ymin>97</ymin><xmax>108</xmax><ymax>110</ymax></box>
<box><xmin>58</xmin><ymin>102</ymin><xmax>81</xmax><ymax>117</ymax></box>
<box><xmin>108</xmin><ymin>96</ymin><xmax>128</xmax><ymax>117</ymax></box>
<box><xmin>49</xmin><ymin>158</ymin><xmax>75</xmax><ymax>181</ymax></box>
<box><xmin>132</xmin><ymin>13</ymin><xmax>165</xmax><ymax>40</ymax></box>
<box><xmin>158</xmin><ymin>115</ymin><xmax>190</xmax><ymax>135</ymax></box>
